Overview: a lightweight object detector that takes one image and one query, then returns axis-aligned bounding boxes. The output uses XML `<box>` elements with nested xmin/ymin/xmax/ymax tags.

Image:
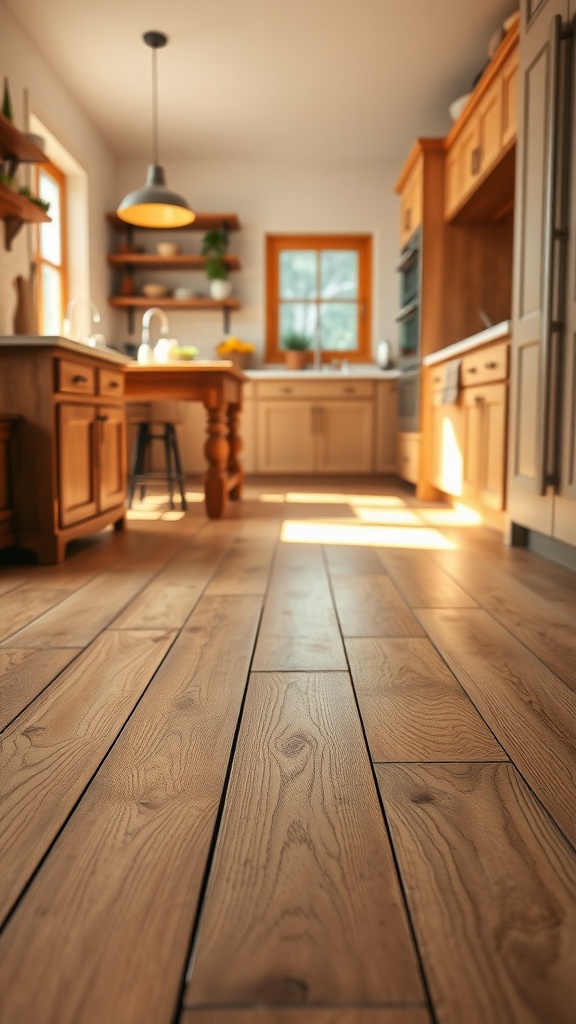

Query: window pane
<box><xmin>279</xmin><ymin>303</ymin><xmax>317</xmax><ymax>347</ymax></box>
<box><xmin>319</xmin><ymin>303</ymin><xmax>357</xmax><ymax>351</ymax></box>
<box><xmin>320</xmin><ymin>250</ymin><xmax>358</xmax><ymax>299</ymax></box>
<box><xmin>280</xmin><ymin>250</ymin><xmax>317</xmax><ymax>299</ymax></box>
<box><xmin>41</xmin><ymin>263</ymin><xmax>62</xmax><ymax>335</ymax></box>
<box><xmin>39</xmin><ymin>171</ymin><xmax>61</xmax><ymax>265</ymax></box>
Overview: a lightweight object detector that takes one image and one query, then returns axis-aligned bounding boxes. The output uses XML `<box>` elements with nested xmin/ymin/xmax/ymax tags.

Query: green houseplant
<box><xmin>201</xmin><ymin>228</ymin><xmax>232</xmax><ymax>299</ymax></box>
<box><xmin>282</xmin><ymin>331</ymin><xmax>311</xmax><ymax>370</ymax></box>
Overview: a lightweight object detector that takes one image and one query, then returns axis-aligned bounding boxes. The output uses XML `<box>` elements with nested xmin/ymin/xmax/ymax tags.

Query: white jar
<box><xmin>136</xmin><ymin>343</ymin><xmax>154</xmax><ymax>365</ymax></box>
<box><xmin>154</xmin><ymin>337</ymin><xmax>177</xmax><ymax>364</ymax></box>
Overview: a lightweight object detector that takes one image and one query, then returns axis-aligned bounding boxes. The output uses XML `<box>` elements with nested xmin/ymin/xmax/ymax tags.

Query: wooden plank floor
<box><xmin>0</xmin><ymin>476</ymin><xmax>575</xmax><ymax>1024</ymax></box>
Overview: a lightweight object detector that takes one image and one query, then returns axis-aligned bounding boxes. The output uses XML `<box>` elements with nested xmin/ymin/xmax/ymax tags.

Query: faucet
<box><xmin>63</xmin><ymin>297</ymin><xmax>101</xmax><ymax>342</ymax></box>
<box><xmin>141</xmin><ymin>307</ymin><xmax>169</xmax><ymax>346</ymax></box>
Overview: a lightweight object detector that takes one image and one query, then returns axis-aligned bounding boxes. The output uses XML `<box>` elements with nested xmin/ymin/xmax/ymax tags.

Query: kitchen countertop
<box><xmin>0</xmin><ymin>335</ymin><xmax>130</xmax><ymax>364</ymax></box>
<box><xmin>245</xmin><ymin>365</ymin><xmax>400</xmax><ymax>380</ymax></box>
<box><xmin>423</xmin><ymin>321</ymin><xmax>512</xmax><ymax>366</ymax></box>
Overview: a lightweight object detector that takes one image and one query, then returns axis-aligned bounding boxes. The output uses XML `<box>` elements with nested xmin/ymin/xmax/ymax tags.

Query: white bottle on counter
<box><xmin>136</xmin><ymin>342</ymin><xmax>154</xmax><ymax>365</ymax></box>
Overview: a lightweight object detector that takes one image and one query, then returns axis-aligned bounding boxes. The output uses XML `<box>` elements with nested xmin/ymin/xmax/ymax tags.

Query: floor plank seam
<box><xmin>170</xmin><ymin>529</ymin><xmax>282</xmax><ymax>1024</ymax></box>
<box><xmin>320</xmin><ymin>544</ymin><xmax>439</xmax><ymax>1024</ymax></box>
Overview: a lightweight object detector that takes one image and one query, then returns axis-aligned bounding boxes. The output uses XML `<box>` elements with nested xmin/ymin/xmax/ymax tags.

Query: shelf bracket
<box><xmin>4</xmin><ymin>216</ymin><xmax>23</xmax><ymax>251</ymax></box>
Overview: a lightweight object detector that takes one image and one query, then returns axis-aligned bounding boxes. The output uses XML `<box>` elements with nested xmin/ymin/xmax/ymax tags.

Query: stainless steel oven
<box><xmin>395</xmin><ymin>227</ymin><xmax>421</xmax><ymax>370</ymax></box>
<box><xmin>397</xmin><ymin>363</ymin><xmax>420</xmax><ymax>433</ymax></box>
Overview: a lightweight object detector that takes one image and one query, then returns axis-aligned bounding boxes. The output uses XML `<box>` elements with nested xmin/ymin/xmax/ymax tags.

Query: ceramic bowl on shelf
<box><xmin>142</xmin><ymin>283</ymin><xmax>169</xmax><ymax>299</ymax></box>
<box><xmin>172</xmin><ymin>287</ymin><xmax>195</xmax><ymax>300</ymax></box>
<box><xmin>156</xmin><ymin>242</ymin><xmax>180</xmax><ymax>257</ymax></box>
<box><xmin>449</xmin><ymin>92</ymin><xmax>472</xmax><ymax>122</ymax></box>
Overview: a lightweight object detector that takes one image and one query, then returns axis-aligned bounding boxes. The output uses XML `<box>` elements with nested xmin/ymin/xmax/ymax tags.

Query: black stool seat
<box><xmin>127</xmin><ymin>421</ymin><xmax>187</xmax><ymax>511</ymax></box>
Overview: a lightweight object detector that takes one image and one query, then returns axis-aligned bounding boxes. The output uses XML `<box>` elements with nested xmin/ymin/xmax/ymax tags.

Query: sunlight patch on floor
<box><xmin>258</xmin><ymin>490</ymin><xmax>409</xmax><ymax>507</ymax></box>
<box><xmin>418</xmin><ymin>504</ymin><xmax>483</xmax><ymax>526</ymax></box>
<box><xmin>350</xmin><ymin>507</ymin><xmax>424</xmax><ymax>525</ymax></box>
<box><xmin>280</xmin><ymin>519</ymin><xmax>455</xmax><ymax>549</ymax></box>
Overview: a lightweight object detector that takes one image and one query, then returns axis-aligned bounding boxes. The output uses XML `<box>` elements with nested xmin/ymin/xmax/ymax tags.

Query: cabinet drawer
<box><xmin>257</xmin><ymin>379</ymin><xmax>374</xmax><ymax>400</ymax></box>
<box><xmin>57</xmin><ymin>359</ymin><xmax>96</xmax><ymax>396</ymax></box>
<box><xmin>461</xmin><ymin>342</ymin><xmax>509</xmax><ymax>387</ymax></box>
<box><xmin>98</xmin><ymin>368</ymin><xmax>124</xmax><ymax>398</ymax></box>
<box><xmin>429</xmin><ymin>363</ymin><xmax>449</xmax><ymax>392</ymax></box>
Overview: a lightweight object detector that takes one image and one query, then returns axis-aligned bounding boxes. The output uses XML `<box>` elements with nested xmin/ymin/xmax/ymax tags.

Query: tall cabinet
<box><xmin>508</xmin><ymin>0</ymin><xmax>576</xmax><ymax>550</ymax></box>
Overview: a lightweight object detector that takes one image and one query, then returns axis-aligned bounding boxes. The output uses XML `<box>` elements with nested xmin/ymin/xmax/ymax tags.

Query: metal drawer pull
<box><xmin>485</xmin><ymin>361</ymin><xmax>498</xmax><ymax>369</ymax></box>
<box><xmin>280</xmin><ymin>386</ymin><xmax>293</xmax><ymax>394</ymax></box>
<box><xmin>72</xmin><ymin>374</ymin><xmax>88</xmax><ymax>384</ymax></box>
<box><xmin>466</xmin><ymin>367</ymin><xmax>478</xmax><ymax>374</ymax></box>
<box><xmin>343</xmin><ymin>386</ymin><xmax>355</xmax><ymax>394</ymax></box>
<box><xmin>107</xmin><ymin>380</ymin><xmax>120</xmax><ymax>388</ymax></box>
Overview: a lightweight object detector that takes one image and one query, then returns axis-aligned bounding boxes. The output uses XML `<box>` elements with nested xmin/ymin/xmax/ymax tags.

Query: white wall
<box><xmin>112</xmin><ymin>158</ymin><xmax>403</xmax><ymax>366</ymax></box>
<box><xmin>0</xmin><ymin>0</ymin><xmax>118</xmax><ymax>337</ymax></box>
<box><xmin>0</xmin><ymin>3</ymin><xmax>404</xmax><ymax>363</ymax></box>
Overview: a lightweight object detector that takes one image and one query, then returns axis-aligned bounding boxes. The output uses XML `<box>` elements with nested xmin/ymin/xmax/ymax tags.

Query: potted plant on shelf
<box><xmin>282</xmin><ymin>332</ymin><xmax>311</xmax><ymax>370</ymax></box>
<box><xmin>201</xmin><ymin>228</ymin><xmax>232</xmax><ymax>300</ymax></box>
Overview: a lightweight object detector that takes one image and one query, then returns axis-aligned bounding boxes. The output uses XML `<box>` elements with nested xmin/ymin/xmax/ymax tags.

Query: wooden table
<box><xmin>123</xmin><ymin>361</ymin><xmax>247</xmax><ymax>519</ymax></box>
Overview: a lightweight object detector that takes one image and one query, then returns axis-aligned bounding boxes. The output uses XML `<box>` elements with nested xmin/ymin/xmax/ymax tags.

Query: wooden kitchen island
<box><xmin>123</xmin><ymin>361</ymin><xmax>247</xmax><ymax>519</ymax></box>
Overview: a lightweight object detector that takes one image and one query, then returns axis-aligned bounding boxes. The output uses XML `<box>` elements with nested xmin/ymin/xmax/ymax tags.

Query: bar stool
<box><xmin>127</xmin><ymin>420</ymin><xmax>187</xmax><ymax>511</ymax></box>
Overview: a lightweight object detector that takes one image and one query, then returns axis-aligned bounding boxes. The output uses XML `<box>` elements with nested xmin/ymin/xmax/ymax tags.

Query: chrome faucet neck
<box><xmin>141</xmin><ymin>307</ymin><xmax>169</xmax><ymax>345</ymax></box>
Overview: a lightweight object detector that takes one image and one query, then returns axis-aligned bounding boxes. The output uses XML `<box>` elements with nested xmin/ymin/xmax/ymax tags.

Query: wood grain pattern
<box><xmin>0</xmin><ymin>596</ymin><xmax>261</xmax><ymax>1024</ymax></box>
<box><xmin>323</xmin><ymin>544</ymin><xmax>390</xmax><ymax>575</ymax></box>
<box><xmin>431</xmin><ymin>550</ymin><xmax>576</xmax><ymax>693</ymax></box>
<box><xmin>252</xmin><ymin>546</ymin><xmax>346</xmax><ymax>670</ymax></box>
<box><xmin>111</xmin><ymin>526</ymin><xmax>239</xmax><ymax>629</ymax></box>
<box><xmin>376</xmin><ymin>762</ymin><xmax>576</xmax><ymax>1024</ymax></box>
<box><xmin>419</xmin><ymin>608</ymin><xmax>576</xmax><ymax>846</ymax></box>
<box><xmin>2</xmin><ymin>570</ymin><xmax>152</xmax><ymax>647</ymax></box>
<box><xmin>346</xmin><ymin>637</ymin><xmax>505</xmax><ymax>762</ymax></box>
<box><xmin>0</xmin><ymin>587</ymin><xmax>73</xmax><ymax>642</ymax></box>
<box><xmin>0</xmin><ymin>647</ymin><xmax>80</xmax><ymax>730</ymax></box>
<box><xmin>0</xmin><ymin>627</ymin><xmax>176</xmax><ymax>924</ymax></box>
<box><xmin>206</xmin><ymin>521</ymin><xmax>279</xmax><ymax>595</ymax></box>
<box><xmin>180</xmin><ymin>1009</ymin><xmax>432</xmax><ymax>1024</ymax></box>
<box><xmin>377</xmin><ymin>549</ymin><xmax>477</xmax><ymax>608</ymax></box>
<box><xmin>186</xmin><ymin>672</ymin><xmax>424</xmax><ymax>1007</ymax></box>
<box><xmin>331</xmin><ymin>575</ymin><xmax>425</xmax><ymax>637</ymax></box>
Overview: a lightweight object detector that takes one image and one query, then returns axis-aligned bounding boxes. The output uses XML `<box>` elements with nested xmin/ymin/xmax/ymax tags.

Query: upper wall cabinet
<box><xmin>444</xmin><ymin>18</ymin><xmax>519</xmax><ymax>222</ymax></box>
<box><xmin>0</xmin><ymin>112</ymin><xmax>50</xmax><ymax>250</ymax></box>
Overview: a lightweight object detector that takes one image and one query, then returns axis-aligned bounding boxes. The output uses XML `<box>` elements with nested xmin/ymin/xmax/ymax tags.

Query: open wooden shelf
<box><xmin>107</xmin><ymin>253</ymin><xmax>241</xmax><ymax>271</ymax></box>
<box><xmin>0</xmin><ymin>113</ymin><xmax>50</xmax><ymax>250</ymax></box>
<box><xmin>108</xmin><ymin>296</ymin><xmax>240</xmax><ymax>311</ymax></box>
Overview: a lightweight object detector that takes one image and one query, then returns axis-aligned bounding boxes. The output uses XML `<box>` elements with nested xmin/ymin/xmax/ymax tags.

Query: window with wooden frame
<box><xmin>265</xmin><ymin>234</ymin><xmax>372</xmax><ymax>365</ymax></box>
<box><xmin>33</xmin><ymin>159</ymin><xmax>68</xmax><ymax>335</ymax></box>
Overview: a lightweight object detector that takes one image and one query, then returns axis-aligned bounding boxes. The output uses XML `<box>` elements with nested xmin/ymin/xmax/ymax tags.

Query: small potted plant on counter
<box><xmin>201</xmin><ymin>228</ymin><xmax>232</xmax><ymax>300</ymax></box>
<box><xmin>282</xmin><ymin>331</ymin><xmax>311</xmax><ymax>370</ymax></box>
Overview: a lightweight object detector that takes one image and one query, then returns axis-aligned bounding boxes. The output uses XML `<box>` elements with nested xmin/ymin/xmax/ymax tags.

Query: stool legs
<box><xmin>127</xmin><ymin>422</ymin><xmax>187</xmax><ymax>511</ymax></box>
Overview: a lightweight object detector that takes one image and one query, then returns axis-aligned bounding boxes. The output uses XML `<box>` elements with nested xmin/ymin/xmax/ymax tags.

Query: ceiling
<box><xmin>6</xmin><ymin>0</ymin><xmax>518</xmax><ymax>165</ymax></box>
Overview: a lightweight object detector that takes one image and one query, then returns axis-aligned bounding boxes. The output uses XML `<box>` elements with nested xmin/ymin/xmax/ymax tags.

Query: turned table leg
<box><xmin>204</xmin><ymin>404</ymin><xmax>229</xmax><ymax>518</ymax></box>
<box><xmin>227</xmin><ymin>402</ymin><xmax>243</xmax><ymax>501</ymax></box>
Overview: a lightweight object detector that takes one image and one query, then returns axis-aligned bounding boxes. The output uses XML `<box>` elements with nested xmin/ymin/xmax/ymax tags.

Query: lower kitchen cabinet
<box><xmin>254</xmin><ymin>378</ymin><xmax>375</xmax><ymax>474</ymax></box>
<box><xmin>0</xmin><ymin>417</ymin><xmax>16</xmax><ymax>549</ymax></box>
<box><xmin>0</xmin><ymin>339</ymin><xmax>128</xmax><ymax>564</ymax></box>
<box><xmin>397</xmin><ymin>432</ymin><xmax>421</xmax><ymax>485</ymax></box>
<box><xmin>375</xmin><ymin>379</ymin><xmax>399</xmax><ymax>473</ymax></box>
<box><xmin>461</xmin><ymin>381</ymin><xmax>507</xmax><ymax>511</ymax></box>
<box><xmin>425</xmin><ymin>335</ymin><xmax>510</xmax><ymax>522</ymax></box>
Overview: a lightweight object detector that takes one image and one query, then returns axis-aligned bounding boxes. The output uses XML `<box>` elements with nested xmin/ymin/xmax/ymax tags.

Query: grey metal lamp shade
<box><xmin>116</xmin><ymin>31</ymin><xmax>195</xmax><ymax>229</ymax></box>
<box><xmin>117</xmin><ymin>163</ymin><xmax>195</xmax><ymax>228</ymax></box>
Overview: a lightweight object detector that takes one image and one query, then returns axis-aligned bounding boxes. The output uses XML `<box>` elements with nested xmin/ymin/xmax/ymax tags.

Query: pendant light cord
<box><xmin>151</xmin><ymin>44</ymin><xmax>159</xmax><ymax>165</ymax></box>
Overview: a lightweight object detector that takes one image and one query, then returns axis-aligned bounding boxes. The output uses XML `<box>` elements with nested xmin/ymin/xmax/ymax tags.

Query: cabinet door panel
<box><xmin>256</xmin><ymin>401</ymin><xmax>315</xmax><ymax>473</ymax></box>
<box><xmin>58</xmin><ymin>405</ymin><xmax>98</xmax><ymax>527</ymax></box>
<box><xmin>317</xmin><ymin>401</ymin><xmax>373</xmax><ymax>473</ymax></box>
<box><xmin>431</xmin><ymin>395</ymin><xmax>463</xmax><ymax>496</ymax></box>
<box><xmin>478</xmin><ymin>76</ymin><xmax>503</xmax><ymax>175</ymax></box>
<box><xmin>98</xmin><ymin>405</ymin><xmax>126</xmax><ymax>512</ymax></box>
<box><xmin>508</xmin><ymin>0</ymin><xmax>568</xmax><ymax>534</ymax></box>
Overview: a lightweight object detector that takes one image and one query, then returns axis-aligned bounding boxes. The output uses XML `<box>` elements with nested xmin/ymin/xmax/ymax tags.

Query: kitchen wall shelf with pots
<box><xmin>0</xmin><ymin>112</ymin><xmax>50</xmax><ymax>250</ymax></box>
<box><xmin>106</xmin><ymin>211</ymin><xmax>242</xmax><ymax>334</ymax></box>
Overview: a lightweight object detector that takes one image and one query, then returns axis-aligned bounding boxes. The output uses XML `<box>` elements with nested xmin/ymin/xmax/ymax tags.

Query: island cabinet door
<box><xmin>57</xmin><ymin>404</ymin><xmax>98</xmax><ymax>527</ymax></box>
<box><xmin>98</xmin><ymin>405</ymin><xmax>126</xmax><ymax>512</ymax></box>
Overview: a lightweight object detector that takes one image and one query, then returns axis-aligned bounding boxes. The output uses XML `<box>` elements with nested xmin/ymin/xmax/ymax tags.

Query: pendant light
<box><xmin>117</xmin><ymin>31</ymin><xmax>195</xmax><ymax>228</ymax></box>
